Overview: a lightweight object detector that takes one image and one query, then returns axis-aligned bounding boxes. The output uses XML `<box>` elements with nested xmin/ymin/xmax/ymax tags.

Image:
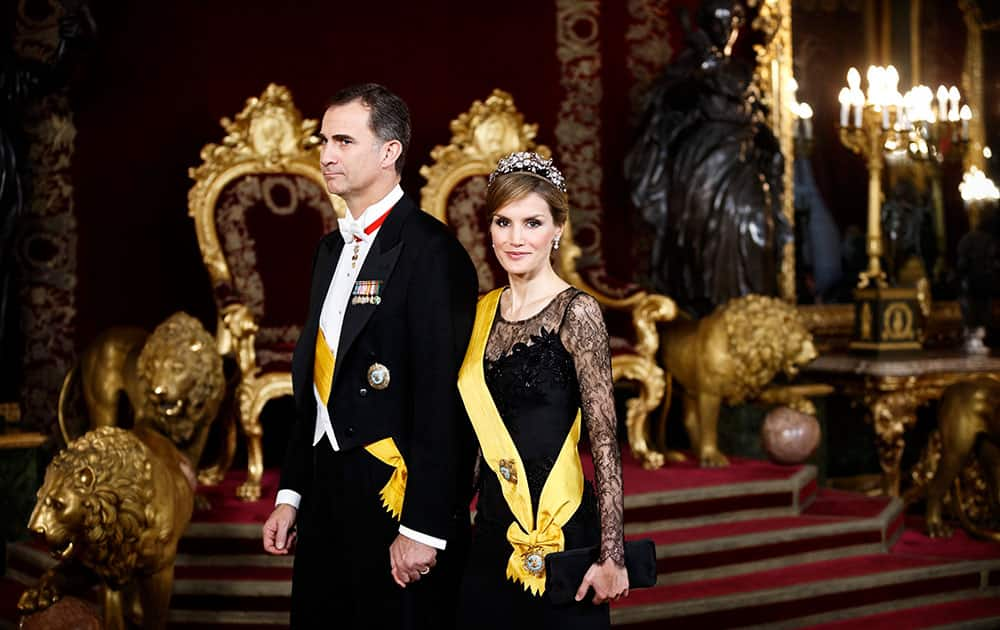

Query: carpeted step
<box><xmin>801</xmin><ymin>589</ymin><xmax>1000</xmax><ymax>630</ymax></box>
<box><xmin>590</xmin><ymin>453</ymin><xmax>819</xmax><ymax>533</ymax></box>
<box><xmin>610</xmin><ymin>551</ymin><xmax>1000</xmax><ymax>628</ymax></box>
<box><xmin>638</xmin><ymin>489</ymin><xmax>903</xmax><ymax>584</ymax></box>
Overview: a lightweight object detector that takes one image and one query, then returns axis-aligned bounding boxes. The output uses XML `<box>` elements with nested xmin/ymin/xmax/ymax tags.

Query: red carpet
<box><xmin>4</xmin><ymin>451</ymin><xmax>1000</xmax><ymax>628</ymax></box>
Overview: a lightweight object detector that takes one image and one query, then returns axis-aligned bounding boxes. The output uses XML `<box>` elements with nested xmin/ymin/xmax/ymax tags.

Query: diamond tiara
<box><xmin>488</xmin><ymin>151</ymin><xmax>567</xmax><ymax>193</ymax></box>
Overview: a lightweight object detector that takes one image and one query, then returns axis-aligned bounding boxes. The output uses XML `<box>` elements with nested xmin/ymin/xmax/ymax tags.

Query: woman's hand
<box><xmin>574</xmin><ymin>560</ymin><xmax>629</xmax><ymax>605</ymax></box>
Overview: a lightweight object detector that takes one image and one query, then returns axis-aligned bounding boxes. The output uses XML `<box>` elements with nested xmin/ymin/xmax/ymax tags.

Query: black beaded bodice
<box><xmin>476</xmin><ymin>287</ymin><xmax>624</xmax><ymax>566</ymax></box>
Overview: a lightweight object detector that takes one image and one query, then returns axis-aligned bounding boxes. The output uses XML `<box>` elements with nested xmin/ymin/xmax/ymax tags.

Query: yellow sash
<box><xmin>458</xmin><ymin>288</ymin><xmax>584</xmax><ymax>595</ymax></box>
<box><xmin>315</xmin><ymin>327</ymin><xmax>406</xmax><ymax>519</ymax></box>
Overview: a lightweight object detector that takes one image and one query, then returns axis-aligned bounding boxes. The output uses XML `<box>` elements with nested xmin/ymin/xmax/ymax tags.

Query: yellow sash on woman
<box><xmin>315</xmin><ymin>328</ymin><xmax>406</xmax><ymax>519</ymax></box>
<box><xmin>458</xmin><ymin>288</ymin><xmax>584</xmax><ymax>595</ymax></box>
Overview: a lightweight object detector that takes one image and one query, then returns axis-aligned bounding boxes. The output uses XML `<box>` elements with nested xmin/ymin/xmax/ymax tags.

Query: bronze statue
<box><xmin>58</xmin><ymin>311</ymin><xmax>225</xmax><ymax>484</ymax></box>
<box><xmin>18</xmin><ymin>426</ymin><xmax>194</xmax><ymax>629</ymax></box>
<box><xmin>625</xmin><ymin>0</ymin><xmax>790</xmax><ymax>316</ymax></box>
<box><xmin>659</xmin><ymin>295</ymin><xmax>816</xmax><ymax>466</ymax></box>
<box><xmin>923</xmin><ymin>379</ymin><xmax>1000</xmax><ymax>540</ymax></box>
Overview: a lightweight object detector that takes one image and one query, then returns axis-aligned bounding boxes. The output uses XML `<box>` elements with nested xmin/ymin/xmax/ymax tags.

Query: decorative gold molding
<box><xmin>419</xmin><ymin>89</ymin><xmax>653</xmax><ymax>310</ymax></box>
<box><xmin>613</xmin><ymin>354</ymin><xmax>666</xmax><ymax>470</ymax></box>
<box><xmin>960</xmin><ymin>0</ymin><xmax>987</xmax><ymax>172</ymax></box>
<box><xmin>419</xmin><ymin>89</ymin><xmax>548</xmax><ymax>224</ymax></box>
<box><xmin>750</xmin><ymin>0</ymin><xmax>796</xmax><ymax>301</ymax></box>
<box><xmin>189</xmin><ymin>84</ymin><xmax>344</xmax><ymax>290</ymax></box>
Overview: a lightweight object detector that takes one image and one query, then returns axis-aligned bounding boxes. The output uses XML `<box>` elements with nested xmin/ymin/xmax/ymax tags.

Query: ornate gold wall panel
<box><xmin>751</xmin><ymin>0</ymin><xmax>796</xmax><ymax>301</ymax></box>
<box><xmin>960</xmin><ymin>0</ymin><xmax>987</xmax><ymax>172</ymax></box>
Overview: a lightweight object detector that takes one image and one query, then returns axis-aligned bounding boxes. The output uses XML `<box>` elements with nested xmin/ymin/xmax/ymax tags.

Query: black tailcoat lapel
<box><xmin>292</xmin><ymin>234</ymin><xmax>344</xmax><ymax>412</ymax></box>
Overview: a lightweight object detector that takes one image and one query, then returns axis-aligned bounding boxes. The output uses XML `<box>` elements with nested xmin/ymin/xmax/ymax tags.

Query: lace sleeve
<box><xmin>560</xmin><ymin>293</ymin><xmax>625</xmax><ymax>566</ymax></box>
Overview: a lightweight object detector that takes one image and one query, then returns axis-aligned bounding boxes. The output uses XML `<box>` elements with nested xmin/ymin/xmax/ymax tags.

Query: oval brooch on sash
<box><xmin>498</xmin><ymin>458</ymin><xmax>518</xmax><ymax>484</ymax></box>
<box><xmin>523</xmin><ymin>546</ymin><xmax>546</xmax><ymax>577</ymax></box>
<box><xmin>367</xmin><ymin>363</ymin><xmax>391</xmax><ymax>390</ymax></box>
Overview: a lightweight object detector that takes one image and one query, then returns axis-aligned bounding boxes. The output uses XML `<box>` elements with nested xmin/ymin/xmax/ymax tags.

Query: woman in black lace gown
<box><xmin>456</xmin><ymin>152</ymin><xmax>627</xmax><ymax>629</ymax></box>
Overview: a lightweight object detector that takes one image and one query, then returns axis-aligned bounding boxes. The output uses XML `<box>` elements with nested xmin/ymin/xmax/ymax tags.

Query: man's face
<box><xmin>318</xmin><ymin>100</ymin><xmax>387</xmax><ymax>202</ymax></box>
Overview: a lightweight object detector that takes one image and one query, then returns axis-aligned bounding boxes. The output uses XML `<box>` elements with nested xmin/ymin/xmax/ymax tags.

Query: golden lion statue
<box><xmin>18</xmin><ymin>426</ymin><xmax>194</xmax><ymax>629</ymax></box>
<box><xmin>59</xmin><ymin>311</ymin><xmax>225</xmax><ymax>483</ymax></box>
<box><xmin>659</xmin><ymin>295</ymin><xmax>817</xmax><ymax>466</ymax></box>
<box><xmin>912</xmin><ymin>379</ymin><xmax>1000</xmax><ymax>540</ymax></box>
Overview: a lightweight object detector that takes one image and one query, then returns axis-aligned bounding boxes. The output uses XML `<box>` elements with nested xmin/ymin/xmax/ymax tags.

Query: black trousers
<box><xmin>290</xmin><ymin>439</ymin><xmax>468</xmax><ymax>630</ymax></box>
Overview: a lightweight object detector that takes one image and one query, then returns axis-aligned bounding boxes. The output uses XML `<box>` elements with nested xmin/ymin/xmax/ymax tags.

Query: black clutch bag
<box><xmin>544</xmin><ymin>539</ymin><xmax>657</xmax><ymax>605</ymax></box>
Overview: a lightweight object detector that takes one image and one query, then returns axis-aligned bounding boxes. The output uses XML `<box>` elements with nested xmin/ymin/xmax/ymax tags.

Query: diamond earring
<box><xmin>553</xmin><ymin>235</ymin><xmax>561</xmax><ymax>251</ymax></box>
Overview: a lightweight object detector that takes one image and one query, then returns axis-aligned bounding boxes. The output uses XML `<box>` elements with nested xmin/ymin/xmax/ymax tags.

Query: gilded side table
<box><xmin>804</xmin><ymin>352</ymin><xmax>1000</xmax><ymax>496</ymax></box>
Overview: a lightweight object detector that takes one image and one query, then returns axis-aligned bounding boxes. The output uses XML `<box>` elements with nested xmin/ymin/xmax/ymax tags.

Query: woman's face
<box><xmin>490</xmin><ymin>192</ymin><xmax>562</xmax><ymax>278</ymax></box>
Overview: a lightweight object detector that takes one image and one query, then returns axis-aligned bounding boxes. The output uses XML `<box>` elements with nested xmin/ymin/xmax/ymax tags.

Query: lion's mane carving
<box><xmin>19</xmin><ymin>426</ymin><xmax>194</xmax><ymax>629</ymax></box>
<box><xmin>717</xmin><ymin>296</ymin><xmax>816</xmax><ymax>403</ymax></box>
<box><xmin>135</xmin><ymin>312</ymin><xmax>224</xmax><ymax>448</ymax></box>
<box><xmin>60</xmin><ymin>312</ymin><xmax>224</xmax><ymax>476</ymax></box>
<box><xmin>660</xmin><ymin>295</ymin><xmax>817</xmax><ymax>467</ymax></box>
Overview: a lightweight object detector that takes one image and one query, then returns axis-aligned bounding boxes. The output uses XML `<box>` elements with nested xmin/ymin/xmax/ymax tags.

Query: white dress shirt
<box><xmin>276</xmin><ymin>185</ymin><xmax>446</xmax><ymax>550</ymax></box>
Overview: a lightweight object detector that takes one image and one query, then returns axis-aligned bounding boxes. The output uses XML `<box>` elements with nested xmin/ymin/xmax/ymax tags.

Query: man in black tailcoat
<box><xmin>262</xmin><ymin>83</ymin><xmax>478</xmax><ymax>629</ymax></box>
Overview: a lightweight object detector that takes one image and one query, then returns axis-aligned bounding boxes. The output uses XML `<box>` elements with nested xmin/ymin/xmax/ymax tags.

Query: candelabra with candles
<box><xmin>836</xmin><ymin>65</ymin><xmax>971</xmax><ymax>351</ymax></box>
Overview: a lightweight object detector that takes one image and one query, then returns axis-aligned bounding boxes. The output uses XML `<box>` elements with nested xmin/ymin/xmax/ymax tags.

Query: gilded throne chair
<box><xmin>188</xmin><ymin>84</ymin><xmax>345</xmax><ymax>500</ymax></box>
<box><xmin>420</xmin><ymin>90</ymin><xmax>677</xmax><ymax>468</ymax></box>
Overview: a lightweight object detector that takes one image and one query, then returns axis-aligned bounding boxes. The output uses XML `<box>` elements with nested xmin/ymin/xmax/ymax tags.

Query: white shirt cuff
<box><xmin>275</xmin><ymin>489</ymin><xmax>302</xmax><ymax>510</ymax></box>
<box><xmin>399</xmin><ymin>525</ymin><xmax>447</xmax><ymax>550</ymax></box>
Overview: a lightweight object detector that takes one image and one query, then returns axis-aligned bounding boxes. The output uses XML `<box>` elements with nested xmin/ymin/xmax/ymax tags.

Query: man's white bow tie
<box><xmin>339</xmin><ymin>216</ymin><xmax>370</xmax><ymax>244</ymax></box>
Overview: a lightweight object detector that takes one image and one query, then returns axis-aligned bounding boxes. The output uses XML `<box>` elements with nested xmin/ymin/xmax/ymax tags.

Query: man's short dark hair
<box><xmin>328</xmin><ymin>83</ymin><xmax>411</xmax><ymax>175</ymax></box>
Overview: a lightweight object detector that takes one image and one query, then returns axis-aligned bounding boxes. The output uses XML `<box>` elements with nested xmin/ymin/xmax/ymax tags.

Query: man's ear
<box><xmin>381</xmin><ymin>140</ymin><xmax>402</xmax><ymax>170</ymax></box>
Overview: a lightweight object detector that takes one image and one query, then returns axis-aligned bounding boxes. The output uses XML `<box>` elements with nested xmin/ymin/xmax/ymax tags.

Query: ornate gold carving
<box><xmin>828</xmin><ymin>368</ymin><xmax>1000</xmax><ymax>497</ymax></box>
<box><xmin>57</xmin><ymin>313</ymin><xmax>225</xmax><ymax>487</ymax></box>
<box><xmin>419</xmin><ymin>89</ymin><xmax>549</xmax><ymax>225</ymax></box>
<box><xmin>188</xmin><ymin>84</ymin><xmax>338</xmax><ymax>501</ymax></box>
<box><xmin>189</xmin><ymin>83</ymin><xmax>343</xmax><ymax>291</ymax></box>
<box><xmin>882</xmin><ymin>302</ymin><xmax>914</xmax><ymax>340</ymax></box>
<box><xmin>659</xmin><ymin>295</ymin><xmax>817</xmax><ymax>467</ymax></box>
<box><xmin>18</xmin><ymin>426</ymin><xmax>193</xmax><ymax>628</ymax></box>
<box><xmin>750</xmin><ymin>0</ymin><xmax>795</xmax><ymax>301</ymax></box>
<box><xmin>632</xmin><ymin>294</ymin><xmax>677</xmax><ymax>361</ymax></box>
<box><xmin>613</xmin><ymin>354</ymin><xmax>667</xmax><ymax>470</ymax></box>
<box><xmin>960</xmin><ymin>0</ymin><xmax>987</xmax><ymax>173</ymax></box>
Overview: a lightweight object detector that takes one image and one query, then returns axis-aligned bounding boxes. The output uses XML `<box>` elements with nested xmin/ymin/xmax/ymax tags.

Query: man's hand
<box><xmin>262</xmin><ymin>504</ymin><xmax>298</xmax><ymax>555</ymax></box>
<box><xmin>389</xmin><ymin>534</ymin><xmax>437</xmax><ymax>588</ymax></box>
